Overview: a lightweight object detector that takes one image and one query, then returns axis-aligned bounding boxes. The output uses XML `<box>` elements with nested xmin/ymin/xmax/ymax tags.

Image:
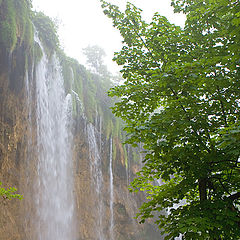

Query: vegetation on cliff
<box><xmin>32</xmin><ymin>11</ymin><xmax>60</xmax><ymax>55</ymax></box>
<box><xmin>0</xmin><ymin>0</ymin><xmax>33</xmax><ymax>53</ymax></box>
<box><xmin>0</xmin><ymin>182</ymin><xmax>22</xmax><ymax>200</ymax></box>
<box><xmin>101</xmin><ymin>0</ymin><xmax>240</xmax><ymax>239</ymax></box>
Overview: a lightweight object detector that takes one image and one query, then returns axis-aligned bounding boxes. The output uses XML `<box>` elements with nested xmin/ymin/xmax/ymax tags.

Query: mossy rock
<box><xmin>0</xmin><ymin>0</ymin><xmax>17</xmax><ymax>51</ymax></box>
<box><xmin>32</xmin><ymin>11</ymin><xmax>60</xmax><ymax>56</ymax></box>
<box><xmin>0</xmin><ymin>0</ymin><xmax>33</xmax><ymax>53</ymax></box>
<box><xmin>33</xmin><ymin>41</ymin><xmax>43</xmax><ymax>63</ymax></box>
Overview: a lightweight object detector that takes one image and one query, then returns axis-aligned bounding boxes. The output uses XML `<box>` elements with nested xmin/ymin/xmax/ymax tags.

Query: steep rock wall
<box><xmin>0</xmin><ymin>1</ymin><xmax>35</xmax><ymax>237</ymax></box>
<box><xmin>72</xmin><ymin>116</ymin><xmax>146</xmax><ymax>240</ymax></box>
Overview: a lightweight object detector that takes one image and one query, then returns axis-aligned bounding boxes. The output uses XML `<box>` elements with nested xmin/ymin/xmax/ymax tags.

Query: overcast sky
<box><xmin>32</xmin><ymin>0</ymin><xmax>185</xmax><ymax>73</ymax></box>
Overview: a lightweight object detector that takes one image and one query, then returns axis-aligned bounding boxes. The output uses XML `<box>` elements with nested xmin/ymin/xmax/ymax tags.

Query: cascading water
<box><xmin>109</xmin><ymin>137</ymin><xmax>114</xmax><ymax>239</ymax></box>
<box><xmin>24</xmin><ymin>66</ymin><xmax>36</xmax><ymax>235</ymax></box>
<box><xmin>87</xmin><ymin>123</ymin><xmax>105</xmax><ymax>240</ymax></box>
<box><xmin>34</xmin><ymin>34</ymin><xmax>75</xmax><ymax>240</ymax></box>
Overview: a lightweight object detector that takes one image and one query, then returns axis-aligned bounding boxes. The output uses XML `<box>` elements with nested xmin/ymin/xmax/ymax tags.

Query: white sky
<box><xmin>32</xmin><ymin>0</ymin><xmax>185</xmax><ymax>73</ymax></box>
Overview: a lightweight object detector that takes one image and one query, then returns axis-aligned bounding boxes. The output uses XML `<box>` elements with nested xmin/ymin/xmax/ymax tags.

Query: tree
<box><xmin>100</xmin><ymin>0</ymin><xmax>240</xmax><ymax>239</ymax></box>
<box><xmin>82</xmin><ymin>45</ymin><xmax>109</xmax><ymax>76</ymax></box>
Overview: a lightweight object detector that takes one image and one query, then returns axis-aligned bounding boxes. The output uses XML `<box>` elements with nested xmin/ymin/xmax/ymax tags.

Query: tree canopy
<box><xmin>100</xmin><ymin>0</ymin><xmax>240</xmax><ymax>239</ymax></box>
<box><xmin>82</xmin><ymin>45</ymin><xmax>108</xmax><ymax>76</ymax></box>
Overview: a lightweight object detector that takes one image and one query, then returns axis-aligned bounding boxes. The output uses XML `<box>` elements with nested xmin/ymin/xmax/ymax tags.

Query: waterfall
<box><xmin>24</xmin><ymin>66</ymin><xmax>36</xmax><ymax>235</ymax></box>
<box><xmin>34</xmin><ymin>34</ymin><xmax>75</xmax><ymax>240</ymax></box>
<box><xmin>109</xmin><ymin>137</ymin><xmax>114</xmax><ymax>239</ymax></box>
<box><xmin>87</xmin><ymin>123</ymin><xmax>105</xmax><ymax>240</ymax></box>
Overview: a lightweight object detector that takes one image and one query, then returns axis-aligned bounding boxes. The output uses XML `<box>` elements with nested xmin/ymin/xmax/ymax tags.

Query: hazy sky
<box><xmin>32</xmin><ymin>0</ymin><xmax>185</xmax><ymax>73</ymax></box>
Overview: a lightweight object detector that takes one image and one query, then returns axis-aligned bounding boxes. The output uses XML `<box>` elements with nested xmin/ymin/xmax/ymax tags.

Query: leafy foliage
<box><xmin>101</xmin><ymin>0</ymin><xmax>240</xmax><ymax>239</ymax></box>
<box><xmin>0</xmin><ymin>182</ymin><xmax>22</xmax><ymax>200</ymax></box>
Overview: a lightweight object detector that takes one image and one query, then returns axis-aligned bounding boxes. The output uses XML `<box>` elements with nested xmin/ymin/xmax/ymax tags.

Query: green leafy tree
<box><xmin>100</xmin><ymin>0</ymin><xmax>240</xmax><ymax>239</ymax></box>
<box><xmin>82</xmin><ymin>45</ymin><xmax>109</xmax><ymax>76</ymax></box>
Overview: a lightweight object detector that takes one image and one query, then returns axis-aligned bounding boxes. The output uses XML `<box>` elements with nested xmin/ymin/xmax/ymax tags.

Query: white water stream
<box><xmin>87</xmin><ymin>123</ymin><xmax>105</xmax><ymax>240</ymax></box>
<box><xmin>34</xmin><ymin>34</ymin><xmax>75</xmax><ymax>240</ymax></box>
<box><xmin>109</xmin><ymin>137</ymin><xmax>114</xmax><ymax>239</ymax></box>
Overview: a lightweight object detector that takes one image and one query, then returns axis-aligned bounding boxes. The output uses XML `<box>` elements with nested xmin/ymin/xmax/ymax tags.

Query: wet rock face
<box><xmin>8</xmin><ymin>41</ymin><xmax>27</xmax><ymax>94</ymax></box>
<box><xmin>72</xmin><ymin>118</ymin><xmax>157</xmax><ymax>240</ymax></box>
<box><xmin>0</xmin><ymin>34</ymin><xmax>40</xmax><ymax>239</ymax></box>
<box><xmin>0</xmin><ymin>48</ymin><xmax>29</xmax><ymax>239</ymax></box>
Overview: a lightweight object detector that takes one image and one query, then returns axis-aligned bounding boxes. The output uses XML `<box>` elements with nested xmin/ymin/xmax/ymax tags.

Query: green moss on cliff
<box><xmin>0</xmin><ymin>0</ymin><xmax>33</xmax><ymax>52</ymax></box>
<box><xmin>33</xmin><ymin>41</ymin><xmax>43</xmax><ymax>63</ymax></box>
<box><xmin>15</xmin><ymin>0</ymin><xmax>33</xmax><ymax>47</ymax></box>
<box><xmin>58</xmin><ymin>51</ymin><xmax>75</xmax><ymax>94</ymax></box>
<box><xmin>32</xmin><ymin>11</ymin><xmax>59</xmax><ymax>56</ymax></box>
<box><xmin>0</xmin><ymin>0</ymin><xmax>17</xmax><ymax>51</ymax></box>
<box><xmin>59</xmin><ymin>52</ymin><xmax>115</xmax><ymax>128</ymax></box>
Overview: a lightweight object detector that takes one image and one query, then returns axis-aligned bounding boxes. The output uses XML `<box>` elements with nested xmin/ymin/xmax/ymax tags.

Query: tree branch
<box><xmin>199</xmin><ymin>178</ymin><xmax>208</xmax><ymax>201</ymax></box>
<box><xmin>216</xmin><ymin>85</ymin><xmax>228</xmax><ymax>127</ymax></box>
<box><xmin>229</xmin><ymin>192</ymin><xmax>240</xmax><ymax>201</ymax></box>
